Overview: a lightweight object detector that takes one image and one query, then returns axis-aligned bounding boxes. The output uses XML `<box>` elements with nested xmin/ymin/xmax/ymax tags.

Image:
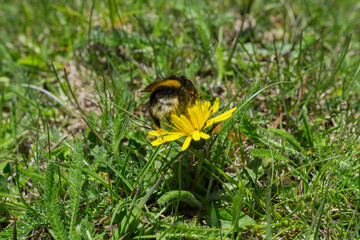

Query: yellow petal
<box><xmin>151</xmin><ymin>138</ymin><xmax>166</xmax><ymax>146</ymax></box>
<box><xmin>180</xmin><ymin>115</ymin><xmax>194</xmax><ymax>132</ymax></box>
<box><xmin>199</xmin><ymin>132</ymin><xmax>210</xmax><ymax>139</ymax></box>
<box><xmin>171</xmin><ymin>114</ymin><xmax>189</xmax><ymax>132</ymax></box>
<box><xmin>181</xmin><ymin>136</ymin><xmax>192</xmax><ymax>151</ymax></box>
<box><xmin>196</xmin><ymin>101</ymin><xmax>206</xmax><ymax>125</ymax></box>
<box><xmin>148</xmin><ymin>129</ymin><xmax>169</xmax><ymax>136</ymax></box>
<box><xmin>211</xmin><ymin>97</ymin><xmax>220</xmax><ymax>115</ymax></box>
<box><xmin>202</xmin><ymin>101</ymin><xmax>211</xmax><ymax>120</ymax></box>
<box><xmin>150</xmin><ymin>132</ymin><xmax>186</xmax><ymax>146</ymax></box>
<box><xmin>163</xmin><ymin>132</ymin><xmax>187</xmax><ymax>141</ymax></box>
<box><xmin>204</xmin><ymin>120</ymin><xmax>215</xmax><ymax>129</ymax></box>
<box><xmin>205</xmin><ymin>107</ymin><xmax>237</xmax><ymax>129</ymax></box>
<box><xmin>192</xmin><ymin>130</ymin><xmax>200</xmax><ymax>141</ymax></box>
<box><xmin>210</xmin><ymin>107</ymin><xmax>237</xmax><ymax>122</ymax></box>
<box><xmin>188</xmin><ymin>107</ymin><xmax>201</xmax><ymax>130</ymax></box>
<box><xmin>149</xmin><ymin>131</ymin><xmax>160</xmax><ymax>136</ymax></box>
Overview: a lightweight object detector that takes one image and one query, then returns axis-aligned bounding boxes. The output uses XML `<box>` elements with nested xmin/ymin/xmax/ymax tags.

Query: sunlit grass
<box><xmin>1</xmin><ymin>0</ymin><xmax>360</xmax><ymax>239</ymax></box>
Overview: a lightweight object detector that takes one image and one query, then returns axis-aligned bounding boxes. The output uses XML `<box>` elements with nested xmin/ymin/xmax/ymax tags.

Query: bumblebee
<box><xmin>142</xmin><ymin>75</ymin><xmax>199</xmax><ymax>129</ymax></box>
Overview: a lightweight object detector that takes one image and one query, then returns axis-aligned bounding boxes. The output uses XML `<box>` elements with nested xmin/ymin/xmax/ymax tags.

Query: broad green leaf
<box><xmin>0</xmin><ymin>175</ymin><xmax>7</xmax><ymax>192</ymax></box>
<box><xmin>157</xmin><ymin>190</ymin><xmax>202</xmax><ymax>209</ymax></box>
<box><xmin>249</xmin><ymin>148</ymin><xmax>289</xmax><ymax>162</ymax></box>
<box><xmin>17</xmin><ymin>55</ymin><xmax>46</xmax><ymax>68</ymax></box>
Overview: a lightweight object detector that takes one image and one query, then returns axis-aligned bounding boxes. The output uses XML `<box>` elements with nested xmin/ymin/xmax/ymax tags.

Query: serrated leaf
<box><xmin>51</xmin><ymin>146</ymin><xmax>71</xmax><ymax>160</ymax></box>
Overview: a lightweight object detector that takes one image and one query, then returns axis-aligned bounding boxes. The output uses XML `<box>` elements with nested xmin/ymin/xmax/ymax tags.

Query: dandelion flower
<box><xmin>148</xmin><ymin>98</ymin><xmax>237</xmax><ymax>151</ymax></box>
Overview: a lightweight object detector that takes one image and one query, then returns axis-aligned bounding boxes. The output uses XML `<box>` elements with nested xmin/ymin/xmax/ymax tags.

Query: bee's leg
<box><xmin>154</xmin><ymin>118</ymin><xmax>161</xmax><ymax>130</ymax></box>
<box><xmin>149</xmin><ymin>110</ymin><xmax>161</xmax><ymax>130</ymax></box>
<box><xmin>153</xmin><ymin>118</ymin><xmax>165</xmax><ymax>140</ymax></box>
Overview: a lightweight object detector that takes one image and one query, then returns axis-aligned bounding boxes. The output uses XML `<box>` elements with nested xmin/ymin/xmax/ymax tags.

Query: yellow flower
<box><xmin>148</xmin><ymin>98</ymin><xmax>237</xmax><ymax>151</ymax></box>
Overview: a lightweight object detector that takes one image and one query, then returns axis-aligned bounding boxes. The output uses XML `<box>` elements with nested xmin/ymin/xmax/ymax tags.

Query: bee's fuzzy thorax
<box><xmin>143</xmin><ymin>75</ymin><xmax>199</xmax><ymax>128</ymax></box>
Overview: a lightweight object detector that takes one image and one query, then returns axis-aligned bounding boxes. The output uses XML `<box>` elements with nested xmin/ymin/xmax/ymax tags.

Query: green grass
<box><xmin>1</xmin><ymin>0</ymin><xmax>360</xmax><ymax>239</ymax></box>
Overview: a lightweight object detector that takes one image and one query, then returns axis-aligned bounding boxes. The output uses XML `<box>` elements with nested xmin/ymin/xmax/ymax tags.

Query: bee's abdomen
<box><xmin>150</xmin><ymin>87</ymin><xmax>180</xmax><ymax>120</ymax></box>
